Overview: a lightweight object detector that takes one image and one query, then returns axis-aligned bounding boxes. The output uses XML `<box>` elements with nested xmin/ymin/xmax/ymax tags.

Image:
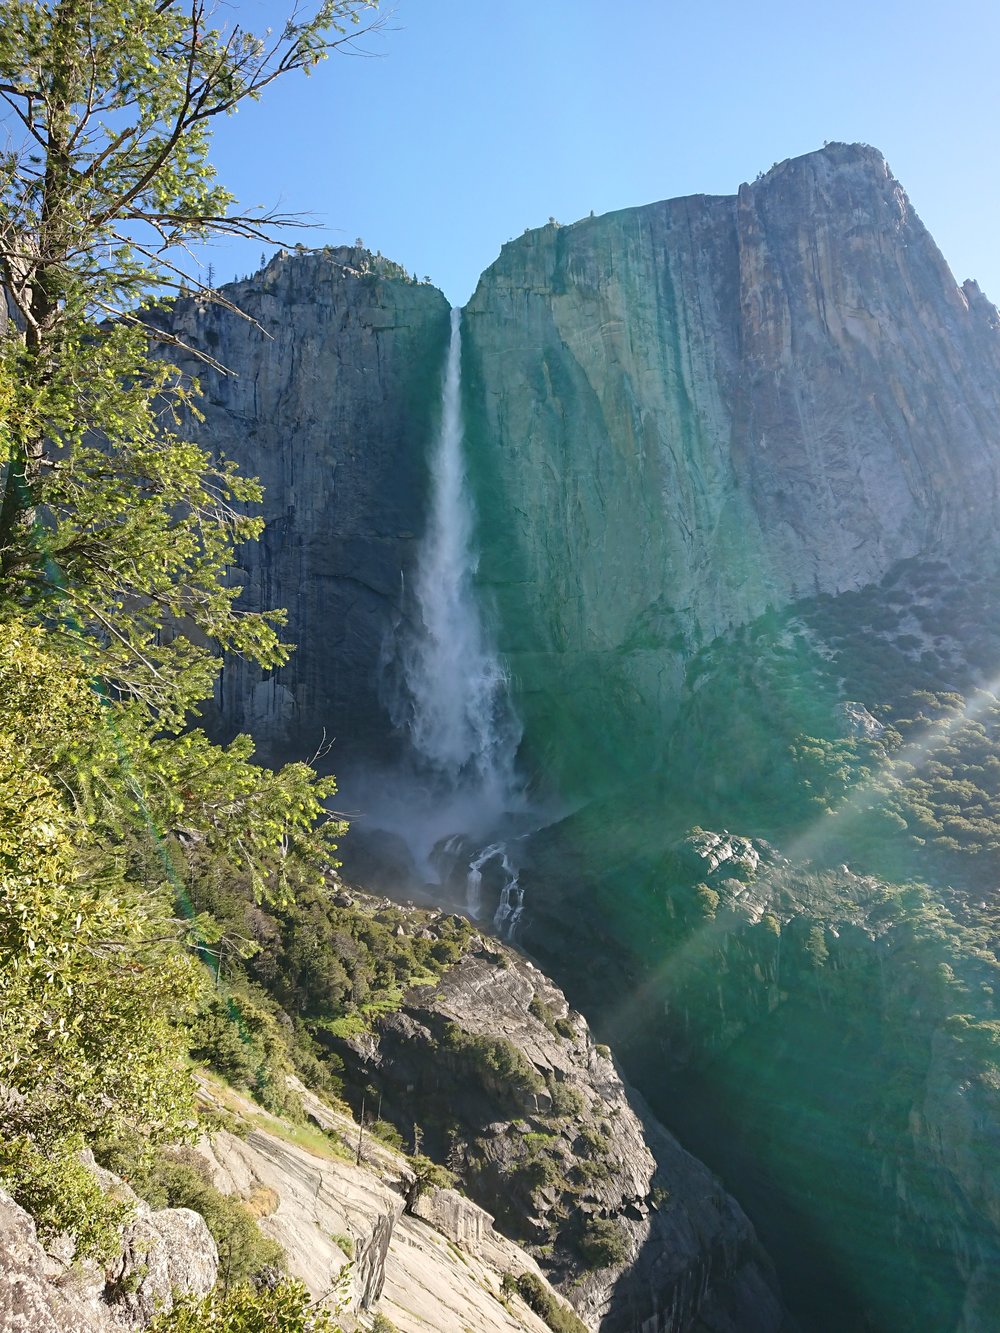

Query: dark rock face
<box><xmin>461</xmin><ymin>143</ymin><xmax>1000</xmax><ymax>791</ymax></box>
<box><xmin>155</xmin><ymin>248</ymin><xmax>451</xmax><ymax>760</ymax></box>
<box><xmin>513</xmin><ymin>789</ymin><xmax>1000</xmax><ymax>1333</ymax></box>
<box><xmin>333</xmin><ymin>933</ymin><xmax>785</xmax><ymax>1333</ymax></box>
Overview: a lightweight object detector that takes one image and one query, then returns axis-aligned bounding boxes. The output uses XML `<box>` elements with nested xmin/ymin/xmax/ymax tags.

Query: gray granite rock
<box><xmin>462</xmin><ymin>143</ymin><xmax>1000</xmax><ymax>791</ymax></box>
<box><xmin>151</xmin><ymin>248</ymin><xmax>451</xmax><ymax>762</ymax></box>
<box><xmin>333</xmin><ymin>939</ymin><xmax>785</xmax><ymax>1332</ymax></box>
<box><xmin>0</xmin><ymin>1189</ymin><xmax>109</xmax><ymax>1333</ymax></box>
<box><xmin>0</xmin><ymin>1180</ymin><xmax>216</xmax><ymax>1333</ymax></box>
<box><xmin>105</xmin><ymin>1205</ymin><xmax>217</xmax><ymax>1327</ymax></box>
<box><xmin>193</xmin><ymin>1081</ymin><xmax>570</xmax><ymax>1333</ymax></box>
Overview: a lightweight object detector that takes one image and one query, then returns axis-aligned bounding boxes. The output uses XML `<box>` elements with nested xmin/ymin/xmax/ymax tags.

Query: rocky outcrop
<box><xmin>194</xmin><ymin>1078</ymin><xmax>576</xmax><ymax>1333</ymax></box>
<box><xmin>0</xmin><ymin>1087</ymin><xmax>576</xmax><ymax>1333</ymax></box>
<box><xmin>199</xmin><ymin>1117</ymin><xmax>403</xmax><ymax>1313</ymax></box>
<box><xmin>152</xmin><ymin>248</ymin><xmax>451</xmax><ymax>760</ymax></box>
<box><xmin>0</xmin><ymin>1179</ymin><xmax>217</xmax><ymax>1332</ymax></box>
<box><xmin>104</xmin><ymin>1206</ymin><xmax>217</xmax><ymax>1327</ymax></box>
<box><xmin>0</xmin><ymin>1188</ymin><xmax>108</xmax><ymax>1333</ymax></box>
<box><xmin>330</xmin><ymin>935</ymin><xmax>784</xmax><ymax>1332</ymax></box>
<box><xmin>461</xmin><ymin>143</ymin><xmax>1000</xmax><ymax>791</ymax></box>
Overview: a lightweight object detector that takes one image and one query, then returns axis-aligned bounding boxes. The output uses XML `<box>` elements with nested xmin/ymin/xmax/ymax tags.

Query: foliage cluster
<box><xmin>0</xmin><ymin>1133</ymin><xmax>132</xmax><ymax>1260</ymax></box>
<box><xmin>96</xmin><ymin>1138</ymin><xmax>286</xmax><ymax>1289</ymax></box>
<box><xmin>439</xmin><ymin>1023</ymin><xmax>545</xmax><ymax>1104</ymax></box>
<box><xmin>662</xmin><ymin>560</ymin><xmax>1000</xmax><ymax>910</ymax></box>
<box><xmin>370</xmin><ymin>1314</ymin><xmax>400</xmax><ymax>1333</ymax></box>
<box><xmin>149</xmin><ymin>1279</ymin><xmax>337</xmax><ymax>1332</ymax></box>
<box><xmin>406</xmin><ymin>1153</ymin><xmax>457</xmax><ymax>1204</ymax></box>
<box><xmin>564</xmin><ymin>558</ymin><xmax>1000</xmax><ymax>1327</ymax></box>
<box><xmin>504</xmin><ymin>1271</ymin><xmax>588</xmax><ymax>1333</ymax></box>
<box><xmin>578</xmin><ymin>1216</ymin><xmax>629</xmax><ymax>1270</ymax></box>
<box><xmin>184</xmin><ymin>866</ymin><xmax>472</xmax><ymax>1108</ymax></box>
<box><xmin>528</xmin><ymin>992</ymin><xmax>577</xmax><ymax>1042</ymax></box>
<box><xmin>0</xmin><ymin>620</ymin><xmax>202</xmax><ymax>1246</ymax></box>
<box><xmin>0</xmin><ymin>0</ymin><xmax>394</xmax><ymax>1299</ymax></box>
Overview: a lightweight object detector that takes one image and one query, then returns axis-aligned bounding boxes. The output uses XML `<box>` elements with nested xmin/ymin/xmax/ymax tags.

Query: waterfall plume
<box><xmin>368</xmin><ymin>307</ymin><xmax>526</xmax><ymax>917</ymax></box>
<box><xmin>401</xmin><ymin>306</ymin><xmax>521</xmax><ymax>811</ymax></box>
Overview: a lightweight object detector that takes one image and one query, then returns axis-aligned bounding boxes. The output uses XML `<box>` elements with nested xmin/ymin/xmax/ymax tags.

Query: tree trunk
<box><xmin>0</xmin><ymin>0</ymin><xmax>79</xmax><ymax>581</ymax></box>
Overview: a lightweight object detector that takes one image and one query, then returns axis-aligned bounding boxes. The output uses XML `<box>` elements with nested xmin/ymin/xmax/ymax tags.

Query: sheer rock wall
<box><xmin>153</xmin><ymin>248</ymin><xmax>450</xmax><ymax>760</ymax></box>
<box><xmin>461</xmin><ymin>143</ymin><xmax>1000</xmax><ymax>788</ymax></box>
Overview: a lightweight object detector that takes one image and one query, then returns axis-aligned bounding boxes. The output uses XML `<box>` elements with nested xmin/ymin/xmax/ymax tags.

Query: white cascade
<box><xmin>396</xmin><ymin>307</ymin><xmax>526</xmax><ymax>934</ymax></box>
<box><xmin>465</xmin><ymin>843</ymin><xmax>490</xmax><ymax>919</ymax></box>
<box><xmin>401</xmin><ymin>306</ymin><xmax>521</xmax><ymax>808</ymax></box>
<box><xmin>466</xmin><ymin>842</ymin><xmax>523</xmax><ymax>938</ymax></box>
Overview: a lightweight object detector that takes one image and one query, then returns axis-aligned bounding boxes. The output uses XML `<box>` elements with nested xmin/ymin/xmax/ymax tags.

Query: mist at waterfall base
<box><xmin>337</xmin><ymin>309</ymin><xmax>539</xmax><ymax>930</ymax></box>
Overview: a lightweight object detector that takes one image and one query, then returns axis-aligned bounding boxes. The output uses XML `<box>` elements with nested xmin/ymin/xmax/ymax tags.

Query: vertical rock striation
<box><xmin>461</xmin><ymin>143</ymin><xmax>1000</xmax><ymax>791</ymax></box>
<box><xmin>154</xmin><ymin>247</ymin><xmax>451</xmax><ymax>759</ymax></box>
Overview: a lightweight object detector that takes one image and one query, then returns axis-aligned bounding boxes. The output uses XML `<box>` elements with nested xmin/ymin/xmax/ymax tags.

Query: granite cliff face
<box><xmin>159</xmin><ymin>147</ymin><xmax>1000</xmax><ymax>790</ymax></box>
<box><xmin>461</xmin><ymin>143</ymin><xmax>1000</xmax><ymax>789</ymax></box>
<box><xmin>195</xmin><ymin>1076</ymin><xmax>572</xmax><ymax>1333</ymax></box>
<box><xmin>154</xmin><ymin>247</ymin><xmax>450</xmax><ymax>759</ymax></box>
<box><xmin>143</xmin><ymin>146</ymin><xmax>1000</xmax><ymax>1332</ymax></box>
<box><xmin>0</xmin><ymin>937</ymin><xmax>783</xmax><ymax>1333</ymax></box>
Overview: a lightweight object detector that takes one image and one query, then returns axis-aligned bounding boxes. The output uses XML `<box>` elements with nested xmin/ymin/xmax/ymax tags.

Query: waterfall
<box><xmin>465</xmin><ymin>841</ymin><xmax>523</xmax><ymax>936</ymax></box>
<box><xmin>478</xmin><ymin>843</ymin><xmax>525</xmax><ymax>939</ymax></box>
<box><xmin>400</xmin><ymin>307</ymin><xmax>521</xmax><ymax>812</ymax></box>
<box><xmin>389</xmin><ymin>307</ymin><xmax>526</xmax><ymax>932</ymax></box>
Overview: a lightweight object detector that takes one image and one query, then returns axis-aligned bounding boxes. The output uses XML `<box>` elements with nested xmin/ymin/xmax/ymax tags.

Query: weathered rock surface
<box><xmin>462</xmin><ymin>143</ymin><xmax>1000</xmax><ymax>790</ymax></box>
<box><xmin>105</xmin><ymin>1205</ymin><xmax>218</xmax><ymax>1327</ymax></box>
<box><xmin>194</xmin><ymin>1079</ymin><xmax>572</xmax><ymax>1333</ymax></box>
<box><xmin>331</xmin><ymin>937</ymin><xmax>785</xmax><ymax>1332</ymax></box>
<box><xmin>152</xmin><ymin>248</ymin><xmax>450</xmax><ymax>760</ymax></box>
<box><xmin>0</xmin><ymin>1188</ymin><xmax>108</xmax><ymax>1333</ymax></box>
<box><xmin>0</xmin><ymin>1178</ymin><xmax>217</xmax><ymax>1333</ymax></box>
<box><xmin>200</xmin><ymin>1120</ymin><xmax>402</xmax><ymax>1313</ymax></box>
<box><xmin>0</xmin><ymin>1093</ymin><xmax>569</xmax><ymax>1333</ymax></box>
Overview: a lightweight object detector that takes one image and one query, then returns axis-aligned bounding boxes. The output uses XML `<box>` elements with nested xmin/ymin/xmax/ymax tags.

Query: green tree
<box><xmin>0</xmin><ymin>0</ymin><xmax>379</xmax><ymax>707</ymax></box>
<box><xmin>0</xmin><ymin>619</ymin><xmax>202</xmax><ymax>1249</ymax></box>
<box><xmin>150</xmin><ymin>1279</ymin><xmax>339</xmax><ymax>1332</ymax></box>
<box><xmin>0</xmin><ymin>0</ymin><xmax>371</xmax><ymax>1255</ymax></box>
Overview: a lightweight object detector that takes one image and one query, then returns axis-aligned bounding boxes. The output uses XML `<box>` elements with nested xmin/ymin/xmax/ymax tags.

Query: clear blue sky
<box><xmin>203</xmin><ymin>0</ymin><xmax>1000</xmax><ymax>307</ymax></box>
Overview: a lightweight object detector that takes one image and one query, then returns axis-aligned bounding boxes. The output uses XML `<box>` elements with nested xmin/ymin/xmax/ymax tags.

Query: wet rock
<box><xmin>840</xmin><ymin>700</ymin><xmax>886</xmax><ymax>739</ymax></box>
